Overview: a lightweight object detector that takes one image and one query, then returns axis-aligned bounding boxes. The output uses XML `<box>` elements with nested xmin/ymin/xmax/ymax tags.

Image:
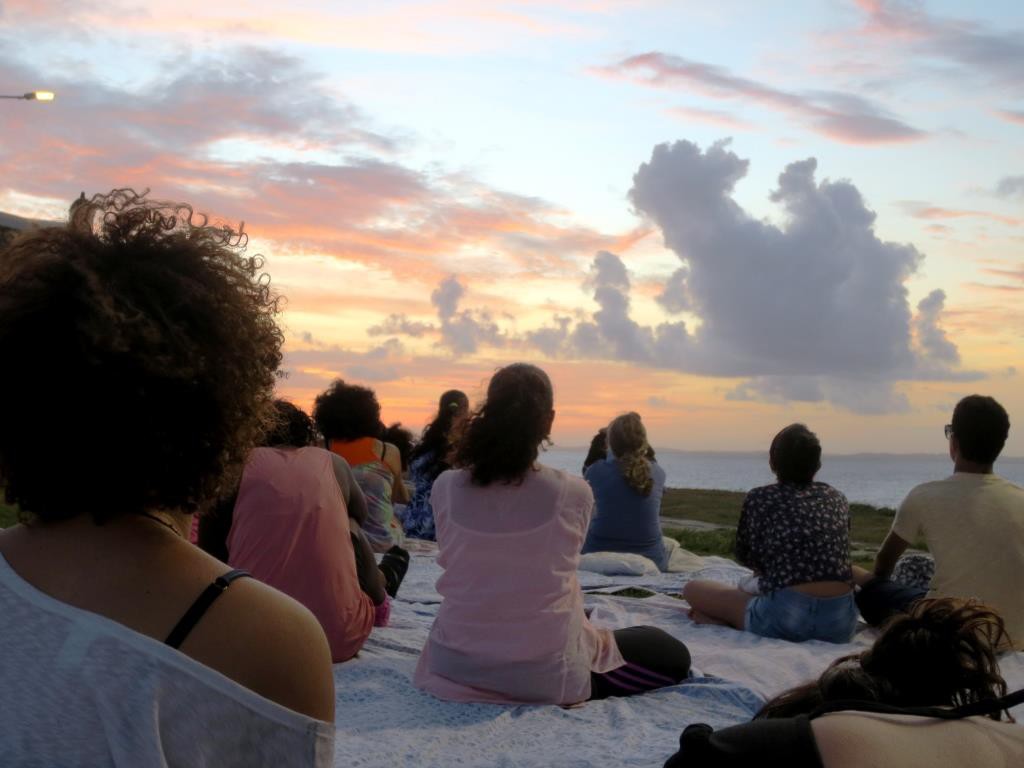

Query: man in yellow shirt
<box><xmin>856</xmin><ymin>395</ymin><xmax>1024</xmax><ymax>649</ymax></box>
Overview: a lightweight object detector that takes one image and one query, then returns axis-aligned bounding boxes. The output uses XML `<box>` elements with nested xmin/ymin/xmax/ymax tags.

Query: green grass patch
<box><xmin>610</xmin><ymin>587</ymin><xmax>656</xmax><ymax>599</ymax></box>
<box><xmin>0</xmin><ymin>497</ymin><xmax>18</xmax><ymax>528</ymax></box>
<box><xmin>661</xmin><ymin>487</ymin><xmax>912</xmax><ymax>565</ymax></box>
<box><xmin>664</xmin><ymin>526</ymin><xmax>737</xmax><ymax>558</ymax></box>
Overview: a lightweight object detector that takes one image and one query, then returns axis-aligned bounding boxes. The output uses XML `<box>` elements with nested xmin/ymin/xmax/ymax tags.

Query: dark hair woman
<box><xmin>664</xmin><ymin>598</ymin><xmax>1024</xmax><ymax>767</ymax></box>
<box><xmin>0</xmin><ymin>191</ymin><xmax>334</xmax><ymax>765</ymax></box>
<box><xmin>682</xmin><ymin>423</ymin><xmax>857</xmax><ymax>644</ymax></box>
<box><xmin>582</xmin><ymin>412</ymin><xmax>669</xmax><ymax>570</ymax></box>
<box><xmin>313</xmin><ymin>380</ymin><xmax>410</xmax><ymax>552</ymax></box>
<box><xmin>414</xmin><ymin>363</ymin><xmax>691</xmax><ymax>705</ymax></box>
<box><xmin>403</xmin><ymin>390</ymin><xmax>469</xmax><ymax>541</ymax></box>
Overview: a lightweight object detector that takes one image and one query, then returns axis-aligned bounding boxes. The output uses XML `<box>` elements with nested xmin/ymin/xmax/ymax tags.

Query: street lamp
<box><xmin>0</xmin><ymin>91</ymin><xmax>56</xmax><ymax>101</ymax></box>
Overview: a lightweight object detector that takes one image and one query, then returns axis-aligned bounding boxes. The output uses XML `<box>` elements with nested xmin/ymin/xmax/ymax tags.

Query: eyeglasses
<box><xmin>944</xmin><ymin>424</ymin><xmax>953</xmax><ymax>439</ymax></box>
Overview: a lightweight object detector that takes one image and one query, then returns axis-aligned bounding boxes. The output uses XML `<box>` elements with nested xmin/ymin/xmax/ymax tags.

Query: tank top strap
<box><xmin>164</xmin><ymin>569</ymin><xmax>250</xmax><ymax>649</ymax></box>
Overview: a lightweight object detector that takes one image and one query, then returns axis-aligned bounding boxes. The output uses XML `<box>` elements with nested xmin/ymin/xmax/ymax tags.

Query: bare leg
<box><xmin>682</xmin><ymin>580</ymin><xmax>753</xmax><ymax>630</ymax></box>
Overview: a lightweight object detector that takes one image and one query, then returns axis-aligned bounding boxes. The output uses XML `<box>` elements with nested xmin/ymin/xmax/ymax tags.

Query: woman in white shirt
<box><xmin>0</xmin><ymin>190</ymin><xmax>335</xmax><ymax>766</ymax></box>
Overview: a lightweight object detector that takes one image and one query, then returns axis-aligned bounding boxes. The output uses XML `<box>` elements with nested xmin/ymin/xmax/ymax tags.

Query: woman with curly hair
<box><xmin>683</xmin><ymin>423</ymin><xmax>858</xmax><ymax>644</ymax></box>
<box><xmin>403</xmin><ymin>389</ymin><xmax>469</xmax><ymax>541</ymax></box>
<box><xmin>414</xmin><ymin>363</ymin><xmax>691</xmax><ymax>705</ymax></box>
<box><xmin>0</xmin><ymin>191</ymin><xmax>334</xmax><ymax>765</ymax></box>
<box><xmin>313</xmin><ymin>380</ymin><xmax>409</xmax><ymax>552</ymax></box>
<box><xmin>582</xmin><ymin>412</ymin><xmax>669</xmax><ymax>570</ymax></box>
<box><xmin>664</xmin><ymin>598</ymin><xmax>1024</xmax><ymax>766</ymax></box>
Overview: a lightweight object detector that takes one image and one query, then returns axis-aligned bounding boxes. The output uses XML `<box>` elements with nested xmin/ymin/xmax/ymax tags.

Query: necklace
<box><xmin>139</xmin><ymin>511</ymin><xmax>184</xmax><ymax>539</ymax></box>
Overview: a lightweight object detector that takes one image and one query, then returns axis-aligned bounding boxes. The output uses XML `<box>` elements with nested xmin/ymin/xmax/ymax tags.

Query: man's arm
<box><xmin>330</xmin><ymin>453</ymin><xmax>368</xmax><ymax>526</ymax></box>
<box><xmin>872</xmin><ymin>530</ymin><xmax>910</xmax><ymax>580</ymax></box>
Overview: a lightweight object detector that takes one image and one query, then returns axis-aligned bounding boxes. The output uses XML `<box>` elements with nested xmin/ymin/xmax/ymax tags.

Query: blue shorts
<box><xmin>744</xmin><ymin>587</ymin><xmax>858</xmax><ymax>644</ymax></box>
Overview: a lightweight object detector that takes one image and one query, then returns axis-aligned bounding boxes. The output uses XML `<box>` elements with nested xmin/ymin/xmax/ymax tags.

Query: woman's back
<box><xmin>329</xmin><ymin>437</ymin><xmax>403</xmax><ymax>551</ymax></box>
<box><xmin>583</xmin><ymin>457</ymin><xmax>667</xmax><ymax>569</ymax></box>
<box><xmin>0</xmin><ymin>552</ymin><xmax>332</xmax><ymax>766</ymax></box>
<box><xmin>228</xmin><ymin>446</ymin><xmax>374</xmax><ymax>662</ymax></box>
<box><xmin>0</xmin><ymin>519</ymin><xmax>334</xmax><ymax>766</ymax></box>
<box><xmin>414</xmin><ymin>465</ymin><xmax>622</xmax><ymax>704</ymax></box>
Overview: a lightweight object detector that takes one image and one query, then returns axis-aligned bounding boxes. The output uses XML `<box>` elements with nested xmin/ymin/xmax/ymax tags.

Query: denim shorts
<box><xmin>744</xmin><ymin>587</ymin><xmax>858</xmax><ymax>644</ymax></box>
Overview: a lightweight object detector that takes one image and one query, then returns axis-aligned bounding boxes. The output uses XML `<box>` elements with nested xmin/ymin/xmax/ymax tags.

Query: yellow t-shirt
<box><xmin>892</xmin><ymin>472</ymin><xmax>1024</xmax><ymax>649</ymax></box>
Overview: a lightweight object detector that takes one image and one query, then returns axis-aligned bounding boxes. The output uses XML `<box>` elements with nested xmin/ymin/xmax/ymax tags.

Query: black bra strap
<box><xmin>810</xmin><ymin>688</ymin><xmax>1024</xmax><ymax>722</ymax></box>
<box><xmin>165</xmin><ymin>569</ymin><xmax>250</xmax><ymax>649</ymax></box>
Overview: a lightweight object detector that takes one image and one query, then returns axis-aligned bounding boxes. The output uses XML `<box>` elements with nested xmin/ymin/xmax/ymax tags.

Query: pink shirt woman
<box><xmin>414</xmin><ymin>464</ymin><xmax>623</xmax><ymax>704</ymax></box>
<box><xmin>228</xmin><ymin>446</ymin><xmax>374</xmax><ymax>662</ymax></box>
<box><xmin>413</xmin><ymin>364</ymin><xmax>690</xmax><ymax>706</ymax></box>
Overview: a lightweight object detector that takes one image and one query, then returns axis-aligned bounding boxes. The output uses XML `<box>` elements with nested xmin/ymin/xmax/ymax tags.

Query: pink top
<box><xmin>414</xmin><ymin>464</ymin><xmax>624</xmax><ymax>705</ymax></box>
<box><xmin>227</xmin><ymin>446</ymin><xmax>374</xmax><ymax>663</ymax></box>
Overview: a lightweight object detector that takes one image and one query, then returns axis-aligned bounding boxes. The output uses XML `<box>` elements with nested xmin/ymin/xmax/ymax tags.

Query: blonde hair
<box><xmin>607</xmin><ymin>412</ymin><xmax>653</xmax><ymax>496</ymax></box>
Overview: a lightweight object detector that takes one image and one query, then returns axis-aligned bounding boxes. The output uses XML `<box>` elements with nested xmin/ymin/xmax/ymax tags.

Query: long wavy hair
<box><xmin>756</xmin><ymin>598</ymin><xmax>1012</xmax><ymax>721</ymax></box>
<box><xmin>608</xmin><ymin>412</ymin><xmax>654</xmax><ymax>496</ymax></box>
<box><xmin>455</xmin><ymin>364</ymin><xmax>552</xmax><ymax>486</ymax></box>
<box><xmin>411</xmin><ymin>389</ymin><xmax>469</xmax><ymax>465</ymax></box>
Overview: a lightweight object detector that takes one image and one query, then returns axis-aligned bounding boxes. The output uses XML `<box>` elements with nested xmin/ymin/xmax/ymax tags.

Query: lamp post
<box><xmin>0</xmin><ymin>91</ymin><xmax>56</xmax><ymax>101</ymax></box>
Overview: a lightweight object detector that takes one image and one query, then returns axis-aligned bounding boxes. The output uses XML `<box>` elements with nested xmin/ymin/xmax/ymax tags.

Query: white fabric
<box><xmin>344</xmin><ymin>546</ymin><xmax>1024</xmax><ymax>767</ymax></box>
<box><xmin>0</xmin><ymin>554</ymin><xmax>334</xmax><ymax>768</ymax></box>
<box><xmin>662</xmin><ymin>536</ymin><xmax>707</xmax><ymax>572</ymax></box>
<box><xmin>579</xmin><ymin>551</ymin><xmax>661</xmax><ymax>576</ymax></box>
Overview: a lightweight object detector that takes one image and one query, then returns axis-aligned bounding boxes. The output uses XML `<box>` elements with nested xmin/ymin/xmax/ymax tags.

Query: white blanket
<box><xmin>333</xmin><ymin>548</ymin><xmax>1024</xmax><ymax>767</ymax></box>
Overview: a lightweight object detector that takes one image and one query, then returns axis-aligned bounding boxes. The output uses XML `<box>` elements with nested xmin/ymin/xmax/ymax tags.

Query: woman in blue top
<box><xmin>582</xmin><ymin>412</ymin><xmax>668</xmax><ymax>570</ymax></box>
<box><xmin>403</xmin><ymin>390</ymin><xmax>469</xmax><ymax>541</ymax></box>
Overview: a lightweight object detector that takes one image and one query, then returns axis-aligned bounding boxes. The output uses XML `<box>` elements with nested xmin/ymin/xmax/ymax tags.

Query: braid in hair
<box><xmin>607</xmin><ymin>412</ymin><xmax>653</xmax><ymax>496</ymax></box>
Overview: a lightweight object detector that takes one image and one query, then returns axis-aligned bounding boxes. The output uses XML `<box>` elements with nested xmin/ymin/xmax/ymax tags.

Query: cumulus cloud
<box><xmin>429</xmin><ymin>276</ymin><xmax>504</xmax><ymax>355</ymax></box>
<box><xmin>522</xmin><ymin>139</ymin><xmax>978</xmax><ymax>413</ymax></box>
<box><xmin>367</xmin><ymin>314</ymin><xmax>434</xmax><ymax>338</ymax></box>
<box><xmin>996</xmin><ymin>176</ymin><xmax>1024</xmax><ymax>199</ymax></box>
<box><xmin>596</xmin><ymin>52</ymin><xmax>924</xmax><ymax>145</ymax></box>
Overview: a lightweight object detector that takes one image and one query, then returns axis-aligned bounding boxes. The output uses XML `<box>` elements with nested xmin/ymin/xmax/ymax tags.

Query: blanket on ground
<box><xmin>333</xmin><ymin>546</ymin><xmax>1024</xmax><ymax>768</ymax></box>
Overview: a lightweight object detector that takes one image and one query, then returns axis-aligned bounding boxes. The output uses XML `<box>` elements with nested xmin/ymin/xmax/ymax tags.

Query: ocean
<box><xmin>541</xmin><ymin>448</ymin><xmax>1024</xmax><ymax>510</ymax></box>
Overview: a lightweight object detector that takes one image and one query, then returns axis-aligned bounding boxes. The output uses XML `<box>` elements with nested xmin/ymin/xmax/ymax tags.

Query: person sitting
<box><xmin>683</xmin><ymin>424</ymin><xmax>858</xmax><ymax>644</ymax></box>
<box><xmin>403</xmin><ymin>389</ymin><xmax>469</xmax><ymax>541</ymax></box>
<box><xmin>0</xmin><ymin>190</ymin><xmax>334</xmax><ymax>765</ymax></box>
<box><xmin>381</xmin><ymin>421</ymin><xmax>415</xmax><ymax>475</ymax></box>
<box><xmin>663</xmin><ymin>598</ymin><xmax>1024</xmax><ymax>766</ymax></box>
<box><xmin>582</xmin><ymin>412</ymin><xmax>669</xmax><ymax>570</ymax></box>
<box><xmin>856</xmin><ymin>395</ymin><xmax>1024</xmax><ymax>649</ymax></box>
<box><xmin>198</xmin><ymin>400</ymin><xmax>409</xmax><ymax>662</ymax></box>
<box><xmin>414</xmin><ymin>363</ymin><xmax>691</xmax><ymax>705</ymax></box>
<box><xmin>313</xmin><ymin>380</ymin><xmax>410</xmax><ymax>552</ymax></box>
<box><xmin>582</xmin><ymin>428</ymin><xmax>609</xmax><ymax>474</ymax></box>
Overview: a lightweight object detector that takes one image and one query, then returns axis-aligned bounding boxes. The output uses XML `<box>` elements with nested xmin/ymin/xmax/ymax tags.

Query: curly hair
<box><xmin>264</xmin><ymin>400</ymin><xmax>316</xmax><ymax>448</ymax></box>
<box><xmin>456</xmin><ymin>364</ymin><xmax>553</xmax><ymax>486</ymax></box>
<box><xmin>607</xmin><ymin>412</ymin><xmax>654</xmax><ymax>496</ymax></box>
<box><xmin>411</xmin><ymin>390</ymin><xmax>469</xmax><ymax>465</ymax></box>
<box><xmin>382</xmin><ymin>422</ymin><xmax>415</xmax><ymax>471</ymax></box>
<box><xmin>769</xmin><ymin>423</ymin><xmax>821</xmax><ymax>485</ymax></box>
<box><xmin>312</xmin><ymin>380</ymin><xmax>382</xmax><ymax>443</ymax></box>
<box><xmin>0</xmin><ymin>189</ymin><xmax>282</xmax><ymax>523</ymax></box>
<box><xmin>756</xmin><ymin>598</ymin><xmax>1012</xmax><ymax>721</ymax></box>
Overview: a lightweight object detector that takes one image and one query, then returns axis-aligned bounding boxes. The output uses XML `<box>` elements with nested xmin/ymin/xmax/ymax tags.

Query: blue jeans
<box><xmin>745</xmin><ymin>587</ymin><xmax>859</xmax><ymax>644</ymax></box>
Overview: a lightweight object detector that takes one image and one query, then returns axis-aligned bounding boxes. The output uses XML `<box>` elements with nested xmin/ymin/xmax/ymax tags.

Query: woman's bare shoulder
<box><xmin>180</xmin><ymin>565</ymin><xmax>335</xmax><ymax>723</ymax></box>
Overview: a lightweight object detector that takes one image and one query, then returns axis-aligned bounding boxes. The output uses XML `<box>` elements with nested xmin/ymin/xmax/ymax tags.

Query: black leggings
<box><xmin>590</xmin><ymin>626</ymin><xmax>691</xmax><ymax>700</ymax></box>
<box><xmin>379</xmin><ymin>545</ymin><xmax>410</xmax><ymax>598</ymax></box>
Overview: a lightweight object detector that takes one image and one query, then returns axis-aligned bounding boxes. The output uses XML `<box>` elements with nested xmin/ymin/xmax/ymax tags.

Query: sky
<box><xmin>1</xmin><ymin>0</ymin><xmax>1022</xmax><ymax>455</ymax></box>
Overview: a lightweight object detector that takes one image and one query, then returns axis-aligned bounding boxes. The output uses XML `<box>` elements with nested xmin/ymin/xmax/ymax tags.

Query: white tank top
<box><xmin>0</xmin><ymin>554</ymin><xmax>334</xmax><ymax>767</ymax></box>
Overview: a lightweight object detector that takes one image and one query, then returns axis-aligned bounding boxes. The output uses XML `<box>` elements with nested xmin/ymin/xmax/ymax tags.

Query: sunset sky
<box><xmin>1</xmin><ymin>1</ymin><xmax>1022</xmax><ymax>455</ymax></box>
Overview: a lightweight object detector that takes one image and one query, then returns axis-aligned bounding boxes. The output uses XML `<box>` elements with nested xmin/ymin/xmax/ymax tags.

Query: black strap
<box><xmin>164</xmin><ymin>569</ymin><xmax>250</xmax><ymax>649</ymax></box>
<box><xmin>810</xmin><ymin>688</ymin><xmax>1024</xmax><ymax>722</ymax></box>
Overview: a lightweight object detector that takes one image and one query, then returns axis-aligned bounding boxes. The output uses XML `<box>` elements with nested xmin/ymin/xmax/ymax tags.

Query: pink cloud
<box><xmin>995</xmin><ymin>109</ymin><xmax>1024</xmax><ymax>126</ymax></box>
<box><xmin>666</xmin><ymin>106</ymin><xmax>754</xmax><ymax>131</ymax></box>
<box><xmin>595</xmin><ymin>52</ymin><xmax>925</xmax><ymax>145</ymax></box>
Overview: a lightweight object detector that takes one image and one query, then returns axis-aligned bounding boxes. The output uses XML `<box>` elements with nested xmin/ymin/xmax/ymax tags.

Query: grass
<box><xmin>660</xmin><ymin>487</ymin><xmax>909</xmax><ymax>568</ymax></box>
<box><xmin>0</xmin><ymin>498</ymin><xmax>18</xmax><ymax>528</ymax></box>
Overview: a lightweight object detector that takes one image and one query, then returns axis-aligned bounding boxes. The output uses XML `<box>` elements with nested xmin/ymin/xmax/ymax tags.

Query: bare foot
<box><xmin>689</xmin><ymin>609</ymin><xmax>730</xmax><ymax>627</ymax></box>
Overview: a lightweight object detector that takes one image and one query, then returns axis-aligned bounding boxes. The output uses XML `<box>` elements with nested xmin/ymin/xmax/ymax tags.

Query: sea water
<box><xmin>542</xmin><ymin>448</ymin><xmax>1024</xmax><ymax>509</ymax></box>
